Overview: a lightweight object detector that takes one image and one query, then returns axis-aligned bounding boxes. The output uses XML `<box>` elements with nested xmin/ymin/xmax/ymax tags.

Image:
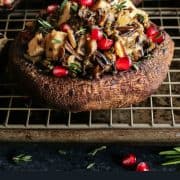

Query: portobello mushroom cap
<box><xmin>10</xmin><ymin>31</ymin><xmax>174</xmax><ymax>112</ymax></box>
<box><xmin>132</xmin><ymin>0</ymin><xmax>143</xmax><ymax>6</ymax></box>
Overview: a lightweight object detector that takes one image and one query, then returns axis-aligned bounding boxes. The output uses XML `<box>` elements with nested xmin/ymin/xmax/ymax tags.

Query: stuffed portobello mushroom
<box><xmin>10</xmin><ymin>0</ymin><xmax>174</xmax><ymax>112</ymax></box>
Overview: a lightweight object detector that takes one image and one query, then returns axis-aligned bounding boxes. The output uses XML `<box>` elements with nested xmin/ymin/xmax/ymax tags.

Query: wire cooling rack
<box><xmin>0</xmin><ymin>0</ymin><xmax>180</xmax><ymax>142</ymax></box>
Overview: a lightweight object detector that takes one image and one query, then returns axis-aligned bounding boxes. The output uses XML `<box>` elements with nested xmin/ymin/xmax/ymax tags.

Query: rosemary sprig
<box><xmin>58</xmin><ymin>150</ymin><xmax>67</xmax><ymax>155</ymax></box>
<box><xmin>159</xmin><ymin>147</ymin><xmax>180</xmax><ymax>166</ymax></box>
<box><xmin>51</xmin><ymin>38</ymin><xmax>62</xmax><ymax>44</ymax></box>
<box><xmin>37</xmin><ymin>18</ymin><xmax>53</xmax><ymax>29</ymax></box>
<box><xmin>159</xmin><ymin>150</ymin><xmax>180</xmax><ymax>155</ymax></box>
<box><xmin>69</xmin><ymin>63</ymin><xmax>82</xmax><ymax>74</ymax></box>
<box><xmin>86</xmin><ymin>163</ymin><xmax>95</xmax><ymax>169</ymax></box>
<box><xmin>76</xmin><ymin>27</ymin><xmax>86</xmax><ymax>35</ymax></box>
<box><xmin>60</xmin><ymin>0</ymin><xmax>68</xmax><ymax>12</ymax></box>
<box><xmin>114</xmin><ymin>1</ymin><xmax>127</xmax><ymax>11</ymax></box>
<box><xmin>12</xmin><ymin>154</ymin><xmax>32</xmax><ymax>164</ymax></box>
<box><xmin>88</xmin><ymin>146</ymin><xmax>107</xmax><ymax>157</ymax></box>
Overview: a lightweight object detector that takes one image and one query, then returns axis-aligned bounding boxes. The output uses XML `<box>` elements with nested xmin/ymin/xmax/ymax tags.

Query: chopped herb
<box><xmin>58</xmin><ymin>150</ymin><xmax>67</xmax><ymax>155</ymax></box>
<box><xmin>86</xmin><ymin>163</ymin><xmax>95</xmax><ymax>169</ymax></box>
<box><xmin>38</xmin><ymin>18</ymin><xmax>53</xmax><ymax>29</ymax></box>
<box><xmin>114</xmin><ymin>1</ymin><xmax>127</xmax><ymax>11</ymax></box>
<box><xmin>71</xmin><ymin>4</ymin><xmax>78</xmax><ymax>12</ymax></box>
<box><xmin>133</xmin><ymin>64</ymin><xmax>139</xmax><ymax>71</ymax></box>
<box><xmin>88</xmin><ymin>146</ymin><xmax>107</xmax><ymax>156</ymax></box>
<box><xmin>51</xmin><ymin>38</ymin><xmax>62</xmax><ymax>44</ymax></box>
<box><xmin>12</xmin><ymin>154</ymin><xmax>32</xmax><ymax>164</ymax></box>
<box><xmin>69</xmin><ymin>62</ymin><xmax>82</xmax><ymax>74</ymax></box>
<box><xmin>76</xmin><ymin>27</ymin><xmax>86</xmax><ymax>35</ymax></box>
<box><xmin>136</xmin><ymin>14</ymin><xmax>145</xmax><ymax>23</ymax></box>
<box><xmin>60</xmin><ymin>0</ymin><xmax>68</xmax><ymax>12</ymax></box>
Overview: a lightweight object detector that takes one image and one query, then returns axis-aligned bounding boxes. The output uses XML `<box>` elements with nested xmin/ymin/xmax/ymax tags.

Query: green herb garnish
<box><xmin>69</xmin><ymin>62</ymin><xmax>82</xmax><ymax>74</ymax></box>
<box><xmin>12</xmin><ymin>154</ymin><xmax>32</xmax><ymax>164</ymax></box>
<box><xmin>76</xmin><ymin>27</ymin><xmax>86</xmax><ymax>35</ymax></box>
<box><xmin>88</xmin><ymin>146</ymin><xmax>107</xmax><ymax>157</ymax></box>
<box><xmin>114</xmin><ymin>1</ymin><xmax>127</xmax><ymax>11</ymax></box>
<box><xmin>86</xmin><ymin>163</ymin><xmax>95</xmax><ymax>169</ymax></box>
<box><xmin>51</xmin><ymin>38</ymin><xmax>62</xmax><ymax>44</ymax></box>
<box><xmin>136</xmin><ymin>14</ymin><xmax>145</xmax><ymax>23</ymax></box>
<box><xmin>58</xmin><ymin>150</ymin><xmax>67</xmax><ymax>155</ymax></box>
<box><xmin>60</xmin><ymin>0</ymin><xmax>68</xmax><ymax>12</ymax></box>
<box><xmin>159</xmin><ymin>147</ymin><xmax>180</xmax><ymax>166</ymax></box>
<box><xmin>71</xmin><ymin>4</ymin><xmax>78</xmax><ymax>12</ymax></box>
<box><xmin>38</xmin><ymin>18</ymin><xmax>53</xmax><ymax>29</ymax></box>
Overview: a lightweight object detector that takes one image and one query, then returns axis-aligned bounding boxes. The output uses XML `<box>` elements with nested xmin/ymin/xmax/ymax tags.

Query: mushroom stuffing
<box><xmin>23</xmin><ymin>0</ymin><xmax>165</xmax><ymax>79</ymax></box>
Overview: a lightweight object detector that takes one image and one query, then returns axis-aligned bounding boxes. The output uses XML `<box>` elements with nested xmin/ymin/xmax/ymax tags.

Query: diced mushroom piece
<box><xmin>45</xmin><ymin>30</ymin><xmax>67</xmax><ymax>60</ymax></box>
<box><xmin>99</xmin><ymin>13</ymin><xmax>108</xmax><ymax>27</ymax></box>
<box><xmin>87</xmin><ymin>39</ymin><xmax>97</xmax><ymax>56</ymax></box>
<box><xmin>65</xmin><ymin>41</ymin><xmax>82</xmax><ymax>61</ymax></box>
<box><xmin>104</xmin><ymin>51</ymin><xmax>116</xmax><ymax>62</ymax></box>
<box><xmin>77</xmin><ymin>35</ymin><xmax>86</xmax><ymax>56</ymax></box>
<box><xmin>67</xmin><ymin>29</ymin><xmax>77</xmax><ymax>49</ymax></box>
<box><xmin>92</xmin><ymin>0</ymin><xmax>110</xmax><ymax>11</ymax></box>
<box><xmin>27</xmin><ymin>33</ymin><xmax>44</xmax><ymax>57</ymax></box>
<box><xmin>67</xmin><ymin>55</ymin><xmax>76</xmax><ymax>66</ymax></box>
<box><xmin>114</xmin><ymin>38</ymin><xmax>126</xmax><ymax>57</ymax></box>
<box><xmin>58</xmin><ymin>1</ymin><xmax>71</xmax><ymax>26</ymax></box>
<box><xmin>117</xmin><ymin>11</ymin><xmax>132</xmax><ymax>27</ymax></box>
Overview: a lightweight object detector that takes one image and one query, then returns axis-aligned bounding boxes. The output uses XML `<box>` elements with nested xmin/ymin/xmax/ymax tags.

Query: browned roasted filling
<box><xmin>22</xmin><ymin>0</ymin><xmax>164</xmax><ymax>79</ymax></box>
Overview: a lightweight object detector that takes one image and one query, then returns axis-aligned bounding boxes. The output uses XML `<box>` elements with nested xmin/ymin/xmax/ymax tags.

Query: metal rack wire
<box><xmin>0</xmin><ymin>0</ymin><xmax>180</xmax><ymax>142</ymax></box>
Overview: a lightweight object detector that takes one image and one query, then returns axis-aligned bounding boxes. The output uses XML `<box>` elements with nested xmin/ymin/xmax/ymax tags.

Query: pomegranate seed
<box><xmin>152</xmin><ymin>32</ymin><xmax>164</xmax><ymax>44</ymax></box>
<box><xmin>122</xmin><ymin>153</ymin><xmax>137</xmax><ymax>167</ymax></box>
<box><xmin>53</xmin><ymin>66</ymin><xmax>68</xmax><ymax>77</ymax></box>
<box><xmin>97</xmin><ymin>38</ymin><xmax>113</xmax><ymax>50</ymax></box>
<box><xmin>47</xmin><ymin>4</ymin><xmax>59</xmax><ymax>14</ymax></box>
<box><xmin>60</xmin><ymin>23</ymin><xmax>71</xmax><ymax>32</ymax></box>
<box><xmin>90</xmin><ymin>28</ymin><xmax>103</xmax><ymax>41</ymax></box>
<box><xmin>3</xmin><ymin>0</ymin><xmax>12</xmax><ymax>7</ymax></box>
<box><xmin>79</xmin><ymin>0</ymin><xmax>94</xmax><ymax>7</ymax></box>
<box><xmin>115</xmin><ymin>56</ymin><xmax>132</xmax><ymax>71</ymax></box>
<box><xmin>146</xmin><ymin>24</ymin><xmax>159</xmax><ymax>38</ymax></box>
<box><xmin>136</xmin><ymin>162</ymin><xmax>150</xmax><ymax>172</ymax></box>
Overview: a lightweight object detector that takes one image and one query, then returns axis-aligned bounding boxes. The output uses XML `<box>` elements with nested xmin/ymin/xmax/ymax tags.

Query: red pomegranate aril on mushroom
<box><xmin>115</xmin><ymin>56</ymin><xmax>132</xmax><ymax>71</ymax></box>
<box><xmin>3</xmin><ymin>0</ymin><xmax>12</xmax><ymax>7</ymax></box>
<box><xmin>146</xmin><ymin>24</ymin><xmax>159</xmax><ymax>38</ymax></box>
<box><xmin>97</xmin><ymin>38</ymin><xmax>114</xmax><ymax>50</ymax></box>
<box><xmin>79</xmin><ymin>0</ymin><xmax>94</xmax><ymax>7</ymax></box>
<box><xmin>136</xmin><ymin>162</ymin><xmax>150</xmax><ymax>172</ymax></box>
<box><xmin>122</xmin><ymin>154</ymin><xmax>137</xmax><ymax>167</ymax></box>
<box><xmin>90</xmin><ymin>28</ymin><xmax>103</xmax><ymax>41</ymax></box>
<box><xmin>47</xmin><ymin>4</ymin><xmax>59</xmax><ymax>14</ymax></box>
<box><xmin>152</xmin><ymin>32</ymin><xmax>164</xmax><ymax>44</ymax></box>
<box><xmin>53</xmin><ymin>66</ymin><xmax>68</xmax><ymax>77</ymax></box>
<box><xmin>60</xmin><ymin>23</ymin><xmax>71</xmax><ymax>32</ymax></box>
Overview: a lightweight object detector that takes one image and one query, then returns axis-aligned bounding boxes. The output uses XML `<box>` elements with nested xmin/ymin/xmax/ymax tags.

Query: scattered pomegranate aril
<box><xmin>47</xmin><ymin>4</ymin><xmax>59</xmax><ymax>14</ymax></box>
<box><xmin>122</xmin><ymin>153</ymin><xmax>137</xmax><ymax>167</ymax></box>
<box><xmin>53</xmin><ymin>66</ymin><xmax>68</xmax><ymax>77</ymax></box>
<box><xmin>60</xmin><ymin>23</ymin><xmax>71</xmax><ymax>32</ymax></box>
<box><xmin>115</xmin><ymin>56</ymin><xmax>132</xmax><ymax>71</ymax></box>
<box><xmin>146</xmin><ymin>24</ymin><xmax>159</xmax><ymax>38</ymax></box>
<box><xmin>90</xmin><ymin>28</ymin><xmax>103</xmax><ymax>41</ymax></box>
<box><xmin>79</xmin><ymin>0</ymin><xmax>94</xmax><ymax>7</ymax></box>
<box><xmin>97</xmin><ymin>38</ymin><xmax>113</xmax><ymax>50</ymax></box>
<box><xmin>136</xmin><ymin>162</ymin><xmax>150</xmax><ymax>172</ymax></box>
